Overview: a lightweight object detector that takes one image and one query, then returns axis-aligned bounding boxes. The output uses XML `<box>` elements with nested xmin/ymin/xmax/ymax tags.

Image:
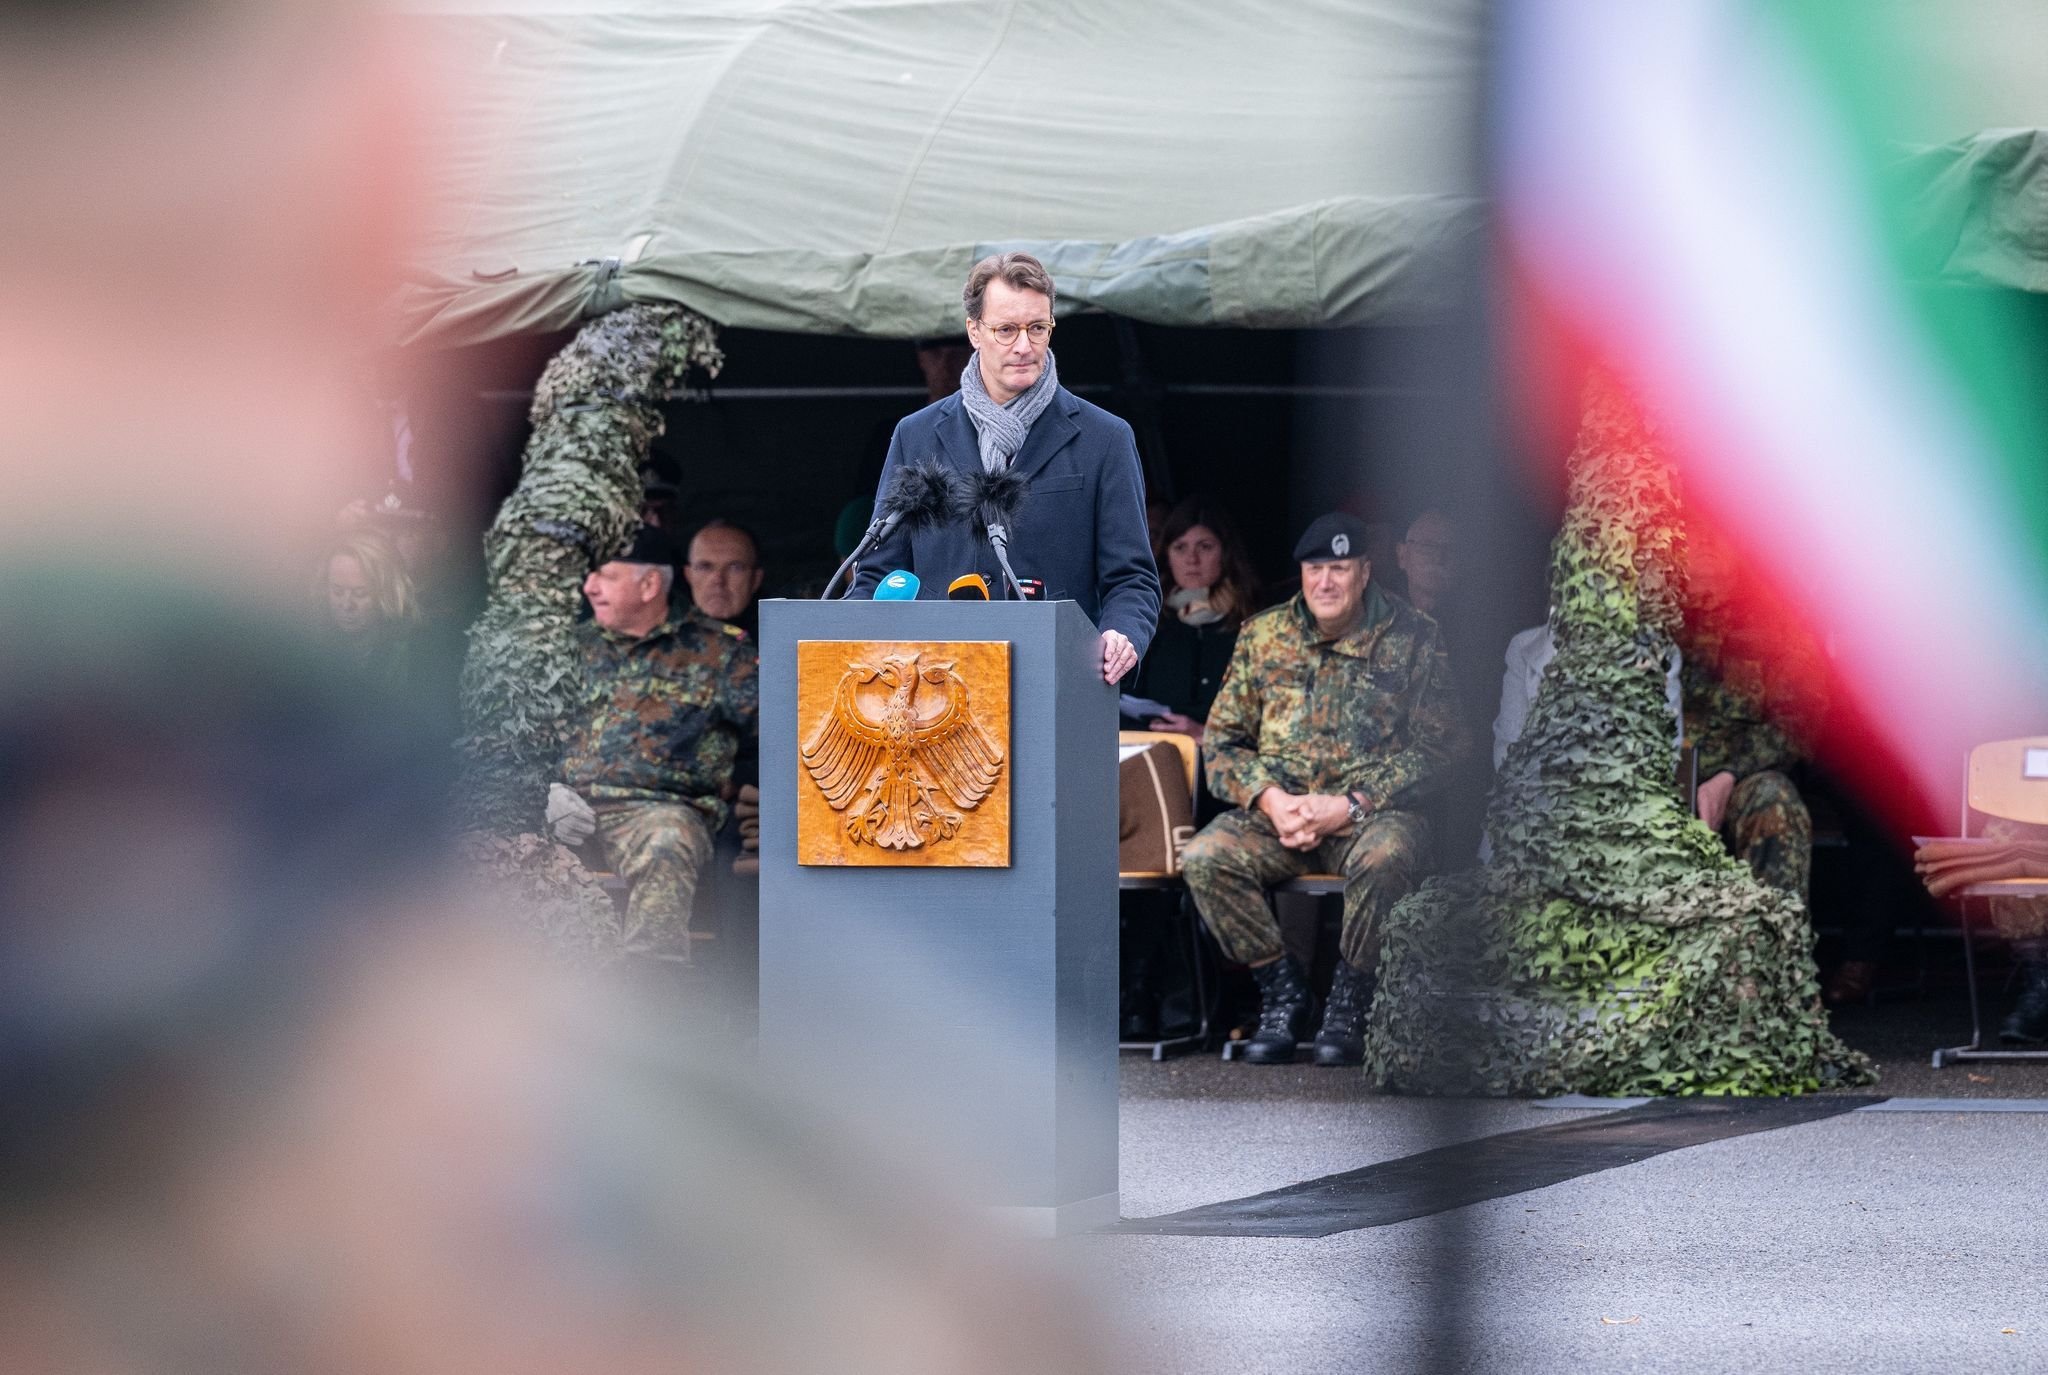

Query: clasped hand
<box><xmin>1257</xmin><ymin>788</ymin><xmax>1354</xmax><ymax>851</ymax></box>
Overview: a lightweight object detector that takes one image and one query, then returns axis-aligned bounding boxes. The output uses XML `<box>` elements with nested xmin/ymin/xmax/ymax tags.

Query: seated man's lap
<box><xmin>595</xmin><ymin>801</ymin><xmax>714</xmax><ymax>879</ymax></box>
<box><xmin>1328</xmin><ymin>809</ymin><xmax>1431</xmax><ymax>880</ymax></box>
<box><xmin>1182</xmin><ymin>807</ymin><xmax>1310</xmax><ymax>881</ymax></box>
<box><xmin>1184</xmin><ymin>806</ymin><xmax>1432</xmax><ymax>882</ymax></box>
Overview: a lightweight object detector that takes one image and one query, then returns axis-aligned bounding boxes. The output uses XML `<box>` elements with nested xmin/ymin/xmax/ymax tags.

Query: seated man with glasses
<box><xmin>854</xmin><ymin>251</ymin><xmax>1160</xmax><ymax>682</ymax></box>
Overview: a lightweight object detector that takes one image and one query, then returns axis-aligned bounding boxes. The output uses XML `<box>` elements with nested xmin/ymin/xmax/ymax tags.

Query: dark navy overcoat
<box><xmin>853</xmin><ymin>385</ymin><xmax>1161</xmax><ymax>659</ymax></box>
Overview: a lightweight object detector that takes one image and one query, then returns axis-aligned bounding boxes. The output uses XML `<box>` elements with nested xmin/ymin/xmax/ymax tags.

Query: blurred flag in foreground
<box><xmin>1499</xmin><ymin>0</ymin><xmax>2048</xmax><ymax>827</ymax></box>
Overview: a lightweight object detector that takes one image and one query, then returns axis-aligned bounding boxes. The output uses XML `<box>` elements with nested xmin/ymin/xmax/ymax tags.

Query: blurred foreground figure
<box><xmin>0</xmin><ymin>602</ymin><xmax>1111</xmax><ymax>1374</ymax></box>
<box><xmin>0</xmin><ymin>9</ymin><xmax>1115</xmax><ymax>1370</ymax></box>
<box><xmin>1364</xmin><ymin>376</ymin><xmax>1871</xmax><ymax>1096</ymax></box>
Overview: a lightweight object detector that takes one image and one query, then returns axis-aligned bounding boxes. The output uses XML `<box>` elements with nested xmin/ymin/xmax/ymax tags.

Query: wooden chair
<box><xmin>1932</xmin><ymin>736</ymin><xmax>2048</xmax><ymax>1067</ymax></box>
<box><xmin>1117</xmin><ymin>730</ymin><xmax>1214</xmax><ymax>1059</ymax></box>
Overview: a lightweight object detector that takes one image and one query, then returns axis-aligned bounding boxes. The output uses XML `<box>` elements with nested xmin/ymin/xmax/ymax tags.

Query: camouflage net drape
<box><xmin>457</xmin><ymin>304</ymin><xmax>723</xmax><ymax>834</ymax></box>
<box><xmin>454</xmin><ymin>306</ymin><xmax>723</xmax><ymax>956</ymax></box>
<box><xmin>1362</xmin><ymin>377</ymin><xmax>1873</xmax><ymax>1096</ymax></box>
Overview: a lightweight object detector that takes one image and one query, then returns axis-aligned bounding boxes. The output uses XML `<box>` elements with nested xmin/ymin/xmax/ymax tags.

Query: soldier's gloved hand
<box><xmin>546</xmin><ymin>783</ymin><xmax>597</xmax><ymax>846</ymax></box>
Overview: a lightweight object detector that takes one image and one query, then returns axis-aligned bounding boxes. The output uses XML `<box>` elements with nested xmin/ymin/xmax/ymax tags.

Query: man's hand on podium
<box><xmin>1100</xmin><ymin>628</ymin><xmax>1137</xmax><ymax>684</ymax></box>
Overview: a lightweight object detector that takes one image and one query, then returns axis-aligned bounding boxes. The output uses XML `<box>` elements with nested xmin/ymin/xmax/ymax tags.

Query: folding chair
<box><xmin>1117</xmin><ymin>730</ymin><xmax>1215</xmax><ymax>1059</ymax></box>
<box><xmin>1931</xmin><ymin>736</ymin><xmax>2048</xmax><ymax>1067</ymax></box>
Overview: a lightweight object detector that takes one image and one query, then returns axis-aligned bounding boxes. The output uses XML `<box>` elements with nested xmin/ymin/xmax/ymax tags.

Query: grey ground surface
<box><xmin>1076</xmin><ymin>994</ymin><xmax>2048</xmax><ymax>1374</ymax></box>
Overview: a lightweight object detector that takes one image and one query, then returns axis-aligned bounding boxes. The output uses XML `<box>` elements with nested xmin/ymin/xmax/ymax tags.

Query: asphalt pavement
<box><xmin>1076</xmin><ymin>992</ymin><xmax>2048</xmax><ymax>1374</ymax></box>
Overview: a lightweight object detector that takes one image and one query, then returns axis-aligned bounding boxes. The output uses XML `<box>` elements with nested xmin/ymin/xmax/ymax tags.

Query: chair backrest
<box><xmin>1965</xmin><ymin>736</ymin><xmax>2048</xmax><ymax>829</ymax></box>
<box><xmin>1119</xmin><ymin>729</ymin><xmax>1198</xmax><ymax>798</ymax></box>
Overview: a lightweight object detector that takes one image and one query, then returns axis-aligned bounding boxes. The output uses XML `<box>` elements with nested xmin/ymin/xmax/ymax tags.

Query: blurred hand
<box><xmin>1100</xmin><ymin>630</ymin><xmax>1137</xmax><ymax>684</ymax></box>
<box><xmin>1147</xmin><ymin>711</ymin><xmax>1204</xmax><ymax>742</ymax></box>
<box><xmin>1696</xmin><ymin>770</ymin><xmax>1736</xmax><ymax>833</ymax></box>
<box><xmin>1916</xmin><ymin>838</ymin><xmax>2048</xmax><ymax>898</ymax></box>
<box><xmin>545</xmin><ymin>783</ymin><xmax>597</xmax><ymax>847</ymax></box>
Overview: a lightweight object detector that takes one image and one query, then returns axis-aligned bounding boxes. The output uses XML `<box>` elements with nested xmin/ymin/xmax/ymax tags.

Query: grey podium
<box><xmin>757</xmin><ymin>597</ymin><xmax>1119</xmax><ymax>1235</ymax></box>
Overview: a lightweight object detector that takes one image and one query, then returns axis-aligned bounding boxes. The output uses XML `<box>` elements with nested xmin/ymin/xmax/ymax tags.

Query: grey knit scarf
<box><xmin>959</xmin><ymin>348</ymin><xmax>1059</xmax><ymax>473</ymax></box>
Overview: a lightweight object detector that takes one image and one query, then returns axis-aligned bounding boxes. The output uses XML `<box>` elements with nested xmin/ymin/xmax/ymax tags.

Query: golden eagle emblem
<box><xmin>800</xmin><ymin>652</ymin><xmax>1006</xmax><ymax>850</ymax></box>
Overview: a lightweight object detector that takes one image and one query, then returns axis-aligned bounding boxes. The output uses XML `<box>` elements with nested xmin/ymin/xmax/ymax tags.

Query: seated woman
<box><xmin>1116</xmin><ymin>498</ymin><xmax>1259</xmax><ymax>1041</ymax></box>
<box><xmin>320</xmin><ymin>531</ymin><xmax>425</xmax><ymax>690</ymax></box>
<box><xmin>1120</xmin><ymin>496</ymin><xmax>1261</xmax><ymax>761</ymax></box>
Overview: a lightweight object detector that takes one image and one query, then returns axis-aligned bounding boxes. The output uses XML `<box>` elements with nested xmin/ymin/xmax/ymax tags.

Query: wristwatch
<box><xmin>1346</xmin><ymin>792</ymin><xmax>1369</xmax><ymax>827</ymax></box>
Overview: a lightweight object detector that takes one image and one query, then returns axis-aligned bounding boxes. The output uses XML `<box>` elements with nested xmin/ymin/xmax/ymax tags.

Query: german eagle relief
<box><xmin>796</xmin><ymin>640</ymin><xmax>1011</xmax><ymax>867</ymax></box>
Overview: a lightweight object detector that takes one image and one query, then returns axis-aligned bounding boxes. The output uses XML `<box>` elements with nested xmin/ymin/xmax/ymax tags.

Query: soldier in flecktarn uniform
<box><xmin>1181</xmin><ymin>512</ymin><xmax>1468</xmax><ymax>1066</ymax></box>
<box><xmin>545</xmin><ymin>526</ymin><xmax>759</xmax><ymax>962</ymax></box>
<box><xmin>1677</xmin><ymin>530</ymin><xmax>1826</xmax><ymax>910</ymax></box>
<box><xmin>1680</xmin><ymin>620</ymin><xmax>1819</xmax><ymax>902</ymax></box>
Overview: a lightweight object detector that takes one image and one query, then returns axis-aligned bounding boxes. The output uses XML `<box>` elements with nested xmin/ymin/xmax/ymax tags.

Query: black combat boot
<box><xmin>1242</xmin><ymin>955</ymin><xmax>1313</xmax><ymax>1064</ymax></box>
<box><xmin>1312</xmin><ymin>960</ymin><xmax>1375</xmax><ymax>1067</ymax></box>
<box><xmin>1999</xmin><ymin>940</ymin><xmax>2048</xmax><ymax>1044</ymax></box>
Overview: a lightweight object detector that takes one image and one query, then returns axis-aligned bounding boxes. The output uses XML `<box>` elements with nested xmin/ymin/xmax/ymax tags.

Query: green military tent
<box><xmin>388</xmin><ymin>0</ymin><xmax>2048</xmax><ymax>347</ymax></box>
<box><xmin>389</xmin><ymin>0</ymin><xmax>1485</xmax><ymax>345</ymax></box>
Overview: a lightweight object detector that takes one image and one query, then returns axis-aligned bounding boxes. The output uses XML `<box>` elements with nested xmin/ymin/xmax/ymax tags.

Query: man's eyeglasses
<box><xmin>976</xmin><ymin>320</ymin><xmax>1054</xmax><ymax>346</ymax></box>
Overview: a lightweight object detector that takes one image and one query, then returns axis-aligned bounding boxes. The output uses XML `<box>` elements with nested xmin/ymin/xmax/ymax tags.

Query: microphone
<box><xmin>946</xmin><ymin>573</ymin><xmax>990</xmax><ymax>601</ymax></box>
<box><xmin>874</xmin><ymin>570</ymin><xmax>920</xmax><ymax>600</ymax></box>
<box><xmin>963</xmin><ymin>468</ymin><xmax>1029</xmax><ymax>600</ymax></box>
<box><xmin>821</xmin><ymin>459</ymin><xmax>964</xmax><ymax>599</ymax></box>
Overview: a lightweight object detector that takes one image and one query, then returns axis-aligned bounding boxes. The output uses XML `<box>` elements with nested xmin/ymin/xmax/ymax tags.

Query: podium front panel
<box><xmin>758</xmin><ymin>598</ymin><xmax>1118</xmax><ymax>1232</ymax></box>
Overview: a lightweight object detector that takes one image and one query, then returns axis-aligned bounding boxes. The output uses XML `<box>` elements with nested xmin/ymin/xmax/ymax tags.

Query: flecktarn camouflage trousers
<box><xmin>1181</xmin><ymin>805</ymin><xmax>1432</xmax><ymax>973</ymax></box>
<box><xmin>593</xmin><ymin>800</ymin><xmax>715</xmax><ymax>961</ymax></box>
<box><xmin>1720</xmin><ymin>770</ymin><xmax>1811</xmax><ymax>904</ymax></box>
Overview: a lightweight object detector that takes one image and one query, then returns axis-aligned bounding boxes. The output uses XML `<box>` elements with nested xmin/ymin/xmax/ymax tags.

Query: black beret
<box><xmin>1292</xmin><ymin>512</ymin><xmax>1370</xmax><ymax>564</ymax></box>
<box><xmin>622</xmin><ymin>524</ymin><xmax>677</xmax><ymax>567</ymax></box>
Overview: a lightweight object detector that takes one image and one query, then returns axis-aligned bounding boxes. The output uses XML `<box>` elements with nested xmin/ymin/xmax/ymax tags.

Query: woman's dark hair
<box><xmin>1159</xmin><ymin>496</ymin><xmax>1261</xmax><ymax>627</ymax></box>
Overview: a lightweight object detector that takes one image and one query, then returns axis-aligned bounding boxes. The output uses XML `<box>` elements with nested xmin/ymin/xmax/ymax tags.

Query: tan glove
<box><xmin>545</xmin><ymin>783</ymin><xmax>597</xmax><ymax>847</ymax></box>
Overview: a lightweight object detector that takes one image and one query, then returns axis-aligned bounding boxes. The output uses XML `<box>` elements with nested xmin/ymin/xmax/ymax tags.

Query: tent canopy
<box><xmin>390</xmin><ymin>0</ymin><xmax>2048</xmax><ymax>349</ymax></box>
<box><xmin>390</xmin><ymin>0</ymin><xmax>1487</xmax><ymax>346</ymax></box>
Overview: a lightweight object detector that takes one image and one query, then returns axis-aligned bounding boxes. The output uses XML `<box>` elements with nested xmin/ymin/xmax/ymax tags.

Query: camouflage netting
<box><xmin>453</xmin><ymin>304</ymin><xmax>723</xmax><ymax>953</ymax></box>
<box><xmin>1362</xmin><ymin>376</ymin><xmax>1874</xmax><ymax>1096</ymax></box>
<box><xmin>456</xmin><ymin>304</ymin><xmax>724</xmax><ymax>833</ymax></box>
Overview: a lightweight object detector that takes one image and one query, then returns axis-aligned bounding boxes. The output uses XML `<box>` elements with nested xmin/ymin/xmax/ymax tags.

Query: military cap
<box><xmin>1292</xmin><ymin>512</ymin><xmax>1370</xmax><ymax>564</ymax></box>
<box><xmin>621</xmin><ymin>524</ymin><xmax>677</xmax><ymax>567</ymax></box>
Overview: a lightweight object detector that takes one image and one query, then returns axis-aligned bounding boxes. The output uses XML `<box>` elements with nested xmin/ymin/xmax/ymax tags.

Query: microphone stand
<box><xmin>983</xmin><ymin>520</ymin><xmax>1027</xmax><ymax>600</ymax></box>
<box><xmin>820</xmin><ymin>516</ymin><xmax>896</xmax><ymax>600</ymax></box>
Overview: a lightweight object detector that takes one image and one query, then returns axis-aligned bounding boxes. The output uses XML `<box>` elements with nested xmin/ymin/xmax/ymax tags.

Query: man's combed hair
<box><xmin>625</xmin><ymin>561</ymin><xmax>675</xmax><ymax>594</ymax></box>
<box><xmin>963</xmin><ymin>252</ymin><xmax>1056</xmax><ymax>321</ymax></box>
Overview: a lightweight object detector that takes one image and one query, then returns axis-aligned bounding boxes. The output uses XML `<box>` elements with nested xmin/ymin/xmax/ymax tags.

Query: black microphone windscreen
<box><xmin>967</xmin><ymin>468</ymin><xmax>1028</xmax><ymax>524</ymax></box>
<box><xmin>884</xmin><ymin>459</ymin><xmax>966</xmax><ymax>532</ymax></box>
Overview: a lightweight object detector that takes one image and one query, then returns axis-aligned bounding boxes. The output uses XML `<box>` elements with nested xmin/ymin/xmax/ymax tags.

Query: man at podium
<box><xmin>854</xmin><ymin>252</ymin><xmax>1160</xmax><ymax>683</ymax></box>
